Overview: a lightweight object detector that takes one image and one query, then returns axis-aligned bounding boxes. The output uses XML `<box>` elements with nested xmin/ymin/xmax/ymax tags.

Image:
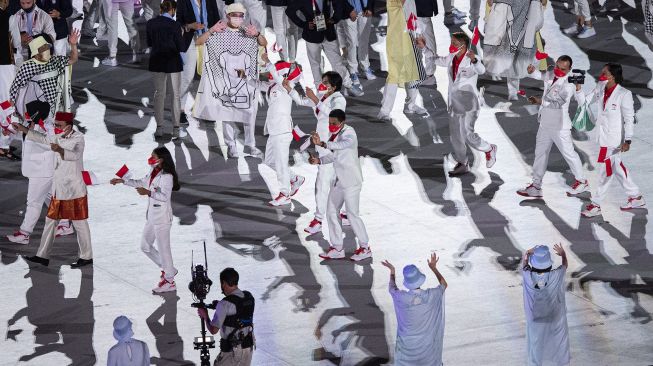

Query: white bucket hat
<box><xmin>402</xmin><ymin>264</ymin><xmax>426</xmax><ymax>290</ymax></box>
<box><xmin>28</xmin><ymin>36</ymin><xmax>50</xmax><ymax>57</ymax></box>
<box><xmin>225</xmin><ymin>3</ymin><xmax>246</xmax><ymax>15</ymax></box>
<box><xmin>529</xmin><ymin>245</ymin><xmax>553</xmax><ymax>270</ymax></box>
<box><xmin>113</xmin><ymin>316</ymin><xmax>134</xmax><ymax>342</ymax></box>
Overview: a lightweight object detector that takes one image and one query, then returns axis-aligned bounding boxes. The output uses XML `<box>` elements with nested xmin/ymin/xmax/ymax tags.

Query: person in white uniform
<box><xmin>107</xmin><ymin>316</ymin><xmax>151</xmax><ymax>366</ymax></box>
<box><xmin>517</xmin><ymin>55</ymin><xmax>589</xmax><ymax>199</ymax></box>
<box><xmin>428</xmin><ymin>32</ymin><xmax>497</xmax><ymax>176</ymax></box>
<box><xmin>101</xmin><ymin>0</ymin><xmax>141</xmax><ymax>66</ymax></box>
<box><xmin>522</xmin><ymin>244</ymin><xmax>570</xmax><ymax>366</ymax></box>
<box><xmin>268</xmin><ymin>0</ymin><xmax>299</xmax><ymax>62</ymax></box>
<box><xmin>12</xmin><ymin>111</ymin><xmax>93</xmax><ymax>268</ymax></box>
<box><xmin>381</xmin><ymin>252</ymin><xmax>447</xmax><ymax>366</ymax></box>
<box><xmin>261</xmin><ymin>54</ymin><xmax>305</xmax><ymax>206</ymax></box>
<box><xmin>291</xmin><ymin>71</ymin><xmax>346</xmax><ymax>235</ymax></box>
<box><xmin>340</xmin><ymin>0</ymin><xmax>376</xmax><ymax>81</ymax></box>
<box><xmin>10</xmin><ymin>0</ymin><xmax>56</xmax><ymax>59</ymax></box>
<box><xmin>563</xmin><ymin>0</ymin><xmax>596</xmax><ymax>39</ymax></box>
<box><xmin>111</xmin><ymin>146</ymin><xmax>181</xmax><ymax>293</ymax></box>
<box><xmin>577</xmin><ymin>63</ymin><xmax>646</xmax><ymax>217</ymax></box>
<box><xmin>309</xmin><ymin>109</ymin><xmax>371</xmax><ymax>261</ymax></box>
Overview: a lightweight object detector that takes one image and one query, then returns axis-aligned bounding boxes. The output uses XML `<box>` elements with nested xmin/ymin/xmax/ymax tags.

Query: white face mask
<box><xmin>40</xmin><ymin>49</ymin><xmax>51</xmax><ymax>62</ymax></box>
<box><xmin>229</xmin><ymin>16</ymin><xmax>244</xmax><ymax>28</ymax></box>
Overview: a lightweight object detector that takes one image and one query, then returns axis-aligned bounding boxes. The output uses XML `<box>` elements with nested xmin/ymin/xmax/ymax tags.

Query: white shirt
<box><xmin>262</xmin><ymin>62</ymin><xmax>294</xmax><ymax>136</ymax></box>
<box><xmin>291</xmin><ymin>90</ymin><xmax>346</xmax><ymax>157</ymax></box>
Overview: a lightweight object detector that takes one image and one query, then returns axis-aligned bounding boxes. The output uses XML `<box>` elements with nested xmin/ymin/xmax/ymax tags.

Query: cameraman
<box><xmin>516</xmin><ymin>55</ymin><xmax>589</xmax><ymax>200</ymax></box>
<box><xmin>197</xmin><ymin>268</ymin><xmax>255</xmax><ymax>366</ymax></box>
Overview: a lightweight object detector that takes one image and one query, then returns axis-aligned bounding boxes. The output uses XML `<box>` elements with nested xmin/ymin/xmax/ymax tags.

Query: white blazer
<box><xmin>26</xmin><ymin>129</ymin><xmax>86</xmax><ymax>200</ymax></box>
<box><xmin>262</xmin><ymin>63</ymin><xmax>294</xmax><ymax>136</ymax></box>
<box><xmin>125</xmin><ymin>170</ymin><xmax>174</xmax><ymax>225</ymax></box>
<box><xmin>532</xmin><ymin>70</ymin><xmax>577</xmax><ymax>130</ymax></box>
<box><xmin>434</xmin><ymin>53</ymin><xmax>485</xmax><ymax>114</ymax></box>
<box><xmin>320</xmin><ymin>125</ymin><xmax>363</xmax><ymax>189</ymax></box>
<box><xmin>576</xmin><ymin>82</ymin><xmax>635</xmax><ymax>149</ymax></box>
<box><xmin>291</xmin><ymin>90</ymin><xmax>347</xmax><ymax>157</ymax></box>
<box><xmin>10</xmin><ymin>7</ymin><xmax>56</xmax><ymax>51</ymax></box>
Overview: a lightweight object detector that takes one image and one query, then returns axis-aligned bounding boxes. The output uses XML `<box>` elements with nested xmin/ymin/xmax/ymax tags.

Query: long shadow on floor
<box><xmin>147</xmin><ymin>293</ymin><xmax>194</xmax><ymax>365</ymax></box>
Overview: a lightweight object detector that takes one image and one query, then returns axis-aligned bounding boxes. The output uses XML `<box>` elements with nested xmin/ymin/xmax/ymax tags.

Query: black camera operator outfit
<box><xmin>210</xmin><ymin>289</ymin><xmax>255</xmax><ymax>366</ymax></box>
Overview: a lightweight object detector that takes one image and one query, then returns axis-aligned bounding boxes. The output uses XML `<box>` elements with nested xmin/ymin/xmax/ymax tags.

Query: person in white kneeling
<box><xmin>107</xmin><ymin>316</ymin><xmax>151</xmax><ymax>366</ymax></box>
<box><xmin>309</xmin><ymin>109</ymin><xmax>370</xmax><ymax>261</ymax></box>
<box><xmin>522</xmin><ymin>244</ymin><xmax>570</xmax><ymax>366</ymax></box>
<box><xmin>111</xmin><ymin>146</ymin><xmax>180</xmax><ymax>293</ymax></box>
<box><xmin>381</xmin><ymin>253</ymin><xmax>447</xmax><ymax>366</ymax></box>
<box><xmin>517</xmin><ymin>55</ymin><xmax>589</xmax><ymax>199</ymax></box>
<box><xmin>576</xmin><ymin>63</ymin><xmax>646</xmax><ymax>217</ymax></box>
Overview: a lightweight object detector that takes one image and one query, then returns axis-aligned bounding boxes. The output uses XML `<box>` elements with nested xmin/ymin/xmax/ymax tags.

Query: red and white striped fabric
<box><xmin>0</xmin><ymin>100</ymin><xmax>14</xmax><ymax>132</ymax></box>
<box><xmin>115</xmin><ymin>164</ymin><xmax>132</xmax><ymax>179</ymax></box>
<box><xmin>291</xmin><ymin>125</ymin><xmax>311</xmax><ymax>151</ymax></box>
<box><xmin>82</xmin><ymin>171</ymin><xmax>100</xmax><ymax>185</ymax></box>
<box><xmin>472</xmin><ymin>26</ymin><xmax>480</xmax><ymax>46</ymax></box>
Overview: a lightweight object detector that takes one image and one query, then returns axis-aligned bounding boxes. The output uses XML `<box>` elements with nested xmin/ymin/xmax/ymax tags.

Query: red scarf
<box><xmin>315</xmin><ymin>94</ymin><xmax>329</xmax><ymax>116</ymax></box>
<box><xmin>452</xmin><ymin>54</ymin><xmax>464</xmax><ymax>81</ymax></box>
<box><xmin>603</xmin><ymin>83</ymin><xmax>618</xmax><ymax>110</ymax></box>
<box><xmin>149</xmin><ymin>167</ymin><xmax>161</xmax><ymax>187</ymax></box>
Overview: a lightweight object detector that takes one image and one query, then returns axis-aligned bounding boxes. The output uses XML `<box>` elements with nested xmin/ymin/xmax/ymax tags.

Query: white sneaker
<box><xmin>101</xmin><ymin>57</ymin><xmax>118</xmax><ymax>67</ymax></box>
<box><xmin>620</xmin><ymin>196</ymin><xmax>646</xmax><ymax>211</ymax></box>
<box><xmin>581</xmin><ymin>203</ymin><xmax>602</xmax><ymax>218</ymax></box>
<box><xmin>290</xmin><ymin>175</ymin><xmax>305</xmax><ymax>197</ymax></box>
<box><xmin>340</xmin><ymin>213</ymin><xmax>350</xmax><ymax>226</ymax></box>
<box><xmin>347</xmin><ymin>84</ymin><xmax>364</xmax><ymax>97</ymax></box>
<box><xmin>319</xmin><ymin>246</ymin><xmax>345</xmax><ymax>260</ymax></box>
<box><xmin>153</xmin><ymin>278</ymin><xmax>177</xmax><ymax>293</ymax></box>
<box><xmin>350</xmin><ymin>246</ymin><xmax>372</xmax><ymax>261</ymax></box>
<box><xmin>485</xmin><ymin>144</ymin><xmax>497</xmax><ymax>168</ymax></box>
<box><xmin>517</xmin><ymin>184</ymin><xmax>543</xmax><ymax>198</ymax></box>
<box><xmin>245</xmin><ymin>146</ymin><xmax>263</xmax><ymax>158</ymax></box>
<box><xmin>404</xmin><ymin>103</ymin><xmax>428</xmax><ymax>115</ymax></box>
<box><xmin>56</xmin><ymin>223</ymin><xmax>74</xmax><ymax>237</ymax></box>
<box><xmin>577</xmin><ymin>26</ymin><xmax>596</xmax><ymax>39</ymax></box>
<box><xmin>227</xmin><ymin>144</ymin><xmax>238</xmax><ymax>158</ymax></box>
<box><xmin>563</xmin><ymin>24</ymin><xmax>580</xmax><ymax>35</ymax></box>
<box><xmin>6</xmin><ymin>231</ymin><xmax>29</xmax><ymax>245</ymax></box>
<box><xmin>376</xmin><ymin>113</ymin><xmax>392</xmax><ymax>123</ymax></box>
<box><xmin>566</xmin><ymin>179</ymin><xmax>589</xmax><ymax>196</ymax></box>
<box><xmin>362</xmin><ymin>68</ymin><xmax>377</xmax><ymax>80</ymax></box>
<box><xmin>444</xmin><ymin>13</ymin><xmax>466</xmax><ymax>26</ymax></box>
<box><xmin>304</xmin><ymin>218</ymin><xmax>322</xmax><ymax>234</ymax></box>
<box><xmin>269</xmin><ymin>193</ymin><xmax>291</xmax><ymax>206</ymax></box>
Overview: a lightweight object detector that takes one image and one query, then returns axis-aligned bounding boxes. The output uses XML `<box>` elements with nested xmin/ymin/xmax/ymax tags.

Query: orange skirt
<box><xmin>47</xmin><ymin>196</ymin><xmax>89</xmax><ymax>220</ymax></box>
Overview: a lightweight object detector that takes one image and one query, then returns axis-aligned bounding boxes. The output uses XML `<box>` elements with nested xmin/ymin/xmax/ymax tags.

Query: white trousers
<box><xmin>141</xmin><ymin>220</ymin><xmax>176</xmax><ymax>281</ymax></box>
<box><xmin>105</xmin><ymin>0</ymin><xmax>139</xmax><ymax>57</ymax></box>
<box><xmin>340</xmin><ymin>16</ymin><xmax>372</xmax><ymax>73</ymax></box>
<box><xmin>592</xmin><ymin>152</ymin><xmax>640</xmax><ymax>205</ymax></box>
<box><xmin>235</xmin><ymin>0</ymin><xmax>267</xmax><ymax>31</ymax></box>
<box><xmin>141</xmin><ymin>0</ymin><xmax>161</xmax><ymax>21</ymax></box>
<box><xmin>449</xmin><ymin>111</ymin><xmax>491</xmax><ymax>164</ymax></box>
<box><xmin>269</xmin><ymin>6</ymin><xmax>299</xmax><ymax>62</ymax></box>
<box><xmin>264</xmin><ymin>133</ymin><xmax>295</xmax><ymax>195</ymax></box>
<box><xmin>532</xmin><ymin>127</ymin><xmax>585</xmax><ymax>187</ymax></box>
<box><xmin>305</xmin><ymin>40</ymin><xmax>353</xmax><ymax>89</ymax></box>
<box><xmin>327</xmin><ymin>183</ymin><xmax>369</xmax><ymax>250</ymax></box>
<box><xmin>153</xmin><ymin>72</ymin><xmax>181</xmax><ymax>128</ymax></box>
<box><xmin>315</xmin><ymin>163</ymin><xmax>336</xmax><ymax>221</ymax></box>
<box><xmin>507</xmin><ymin>77</ymin><xmax>520</xmax><ymax>97</ymax></box>
<box><xmin>20</xmin><ymin>177</ymin><xmax>52</xmax><ymax>235</ymax></box>
<box><xmin>180</xmin><ymin>39</ymin><xmax>198</xmax><ymax>110</ymax></box>
<box><xmin>573</xmin><ymin>0</ymin><xmax>591</xmax><ymax>20</ymax></box>
<box><xmin>418</xmin><ymin>17</ymin><xmax>437</xmax><ymax>74</ymax></box>
<box><xmin>36</xmin><ymin>217</ymin><xmax>93</xmax><ymax>260</ymax></box>
<box><xmin>223</xmin><ymin>104</ymin><xmax>258</xmax><ymax>149</ymax></box>
<box><xmin>379</xmin><ymin>83</ymin><xmax>420</xmax><ymax>116</ymax></box>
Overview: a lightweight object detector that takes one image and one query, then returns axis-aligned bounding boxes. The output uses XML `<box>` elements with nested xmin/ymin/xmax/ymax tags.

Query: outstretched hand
<box><xmin>381</xmin><ymin>260</ymin><xmax>395</xmax><ymax>275</ymax></box>
<box><xmin>68</xmin><ymin>28</ymin><xmax>80</xmax><ymax>45</ymax></box>
<box><xmin>427</xmin><ymin>252</ymin><xmax>439</xmax><ymax>271</ymax></box>
<box><xmin>553</xmin><ymin>243</ymin><xmax>565</xmax><ymax>257</ymax></box>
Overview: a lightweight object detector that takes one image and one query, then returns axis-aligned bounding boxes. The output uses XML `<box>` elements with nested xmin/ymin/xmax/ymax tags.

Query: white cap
<box><xmin>225</xmin><ymin>3</ymin><xmax>246</xmax><ymax>14</ymax></box>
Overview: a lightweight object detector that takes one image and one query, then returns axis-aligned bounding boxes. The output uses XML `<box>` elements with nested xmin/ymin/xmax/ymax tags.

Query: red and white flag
<box><xmin>82</xmin><ymin>171</ymin><xmax>100</xmax><ymax>185</ymax></box>
<box><xmin>115</xmin><ymin>164</ymin><xmax>132</xmax><ymax>179</ymax></box>
<box><xmin>0</xmin><ymin>100</ymin><xmax>14</xmax><ymax>132</ymax></box>
<box><xmin>535</xmin><ymin>50</ymin><xmax>548</xmax><ymax>60</ymax></box>
<box><xmin>471</xmin><ymin>26</ymin><xmax>481</xmax><ymax>46</ymax></box>
<box><xmin>291</xmin><ymin>125</ymin><xmax>312</xmax><ymax>152</ymax></box>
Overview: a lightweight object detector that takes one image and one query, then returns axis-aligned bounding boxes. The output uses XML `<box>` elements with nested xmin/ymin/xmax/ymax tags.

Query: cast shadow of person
<box><xmin>522</xmin><ymin>201</ymin><xmax>652</xmax><ymax>322</ymax></box>
<box><xmin>313</xmin><ymin>254</ymin><xmax>390</xmax><ymax>365</ymax></box>
<box><xmin>147</xmin><ymin>292</ymin><xmax>195</xmax><ymax>365</ymax></box>
<box><xmin>454</xmin><ymin>172</ymin><xmax>523</xmax><ymax>271</ymax></box>
<box><xmin>7</xmin><ymin>261</ymin><xmax>96</xmax><ymax>365</ymax></box>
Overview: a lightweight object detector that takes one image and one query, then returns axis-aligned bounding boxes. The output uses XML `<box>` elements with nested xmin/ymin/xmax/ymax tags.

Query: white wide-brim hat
<box><xmin>403</xmin><ymin>264</ymin><xmax>426</xmax><ymax>290</ymax></box>
<box><xmin>529</xmin><ymin>245</ymin><xmax>553</xmax><ymax>270</ymax></box>
<box><xmin>225</xmin><ymin>3</ymin><xmax>246</xmax><ymax>14</ymax></box>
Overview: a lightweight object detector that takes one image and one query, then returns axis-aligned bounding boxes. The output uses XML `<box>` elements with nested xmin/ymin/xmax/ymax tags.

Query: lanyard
<box><xmin>311</xmin><ymin>0</ymin><xmax>320</xmax><ymax>14</ymax></box>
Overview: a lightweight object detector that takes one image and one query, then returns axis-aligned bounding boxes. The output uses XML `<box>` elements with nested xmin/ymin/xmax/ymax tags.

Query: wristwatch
<box><xmin>625</xmin><ymin>140</ymin><xmax>632</xmax><ymax>144</ymax></box>
<box><xmin>471</xmin><ymin>58</ymin><xmax>478</xmax><ymax>64</ymax></box>
<box><xmin>320</xmin><ymin>141</ymin><xmax>327</xmax><ymax>148</ymax></box>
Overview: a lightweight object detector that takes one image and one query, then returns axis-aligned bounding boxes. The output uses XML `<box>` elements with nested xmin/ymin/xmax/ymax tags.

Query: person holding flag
<box><xmin>422</xmin><ymin>32</ymin><xmax>496</xmax><ymax>176</ymax></box>
<box><xmin>260</xmin><ymin>52</ymin><xmax>305</xmax><ymax>206</ymax></box>
<box><xmin>11</xmin><ymin>110</ymin><xmax>93</xmax><ymax>268</ymax></box>
<box><xmin>110</xmin><ymin>146</ymin><xmax>181</xmax><ymax>293</ymax></box>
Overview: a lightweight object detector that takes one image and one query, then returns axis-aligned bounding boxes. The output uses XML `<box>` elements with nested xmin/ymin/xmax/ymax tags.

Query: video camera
<box><xmin>189</xmin><ymin>241</ymin><xmax>217</xmax><ymax>366</ymax></box>
<box><xmin>567</xmin><ymin>69</ymin><xmax>586</xmax><ymax>84</ymax></box>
